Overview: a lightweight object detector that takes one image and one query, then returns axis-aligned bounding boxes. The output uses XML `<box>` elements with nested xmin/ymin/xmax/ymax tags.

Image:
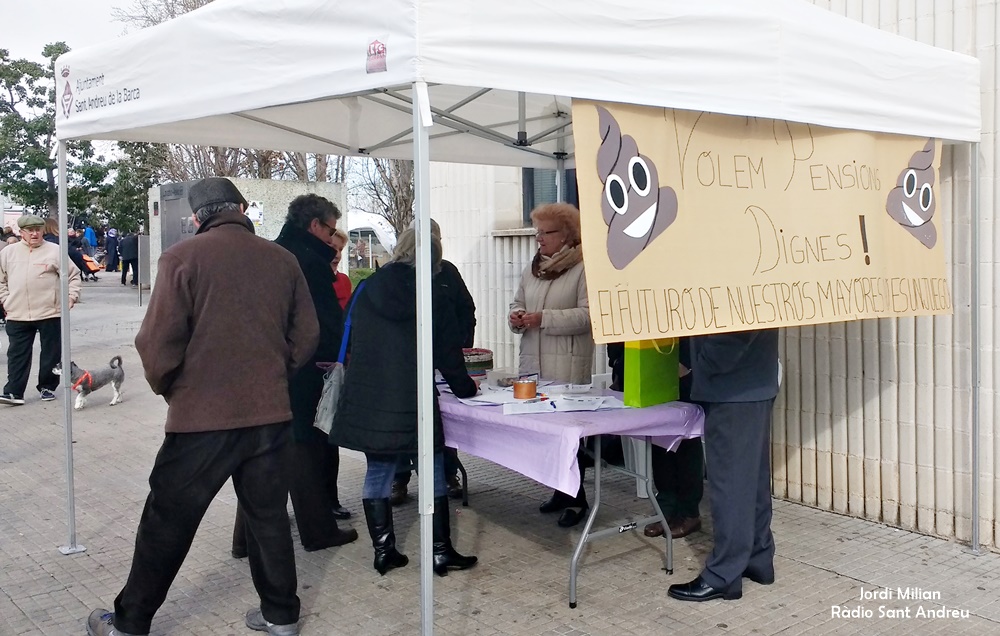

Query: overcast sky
<box><xmin>3</xmin><ymin>0</ymin><xmax>126</xmax><ymax>61</ymax></box>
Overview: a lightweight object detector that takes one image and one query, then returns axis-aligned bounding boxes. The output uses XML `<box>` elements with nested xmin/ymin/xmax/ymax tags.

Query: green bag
<box><xmin>623</xmin><ymin>338</ymin><xmax>680</xmax><ymax>407</ymax></box>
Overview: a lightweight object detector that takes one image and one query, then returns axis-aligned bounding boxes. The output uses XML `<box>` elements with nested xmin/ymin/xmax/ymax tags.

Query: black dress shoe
<box><xmin>539</xmin><ymin>491</ymin><xmax>576</xmax><ymax>514</ymax></box>
<box><xmin>743</xmin><ymin>566</ymin><xmax>775</xmax><ymax>585</ymax></box>
<box><xmin>331</xmin><ymin>505</ymin><xmax>352</xmax><ymax>520</ymax></box>
<box><xmin>557</xmin><ymin>507</ymin><xmax>589</xmax><ymax>528</ymax></box>
<box><xmin>667</xmin><ymin>576</ymin><xmax>742</xmax><ymax>602</ymax></box>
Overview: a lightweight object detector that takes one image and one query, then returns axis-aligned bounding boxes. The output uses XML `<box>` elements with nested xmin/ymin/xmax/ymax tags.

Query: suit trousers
<box><xmin>113</xmin><ymin>422</ymin><xmax>299</xmax><ymax>635</ymax></box>
<box><xmin>3</xmin><ymin>318</ymin><xmax>60</xmax><ymax>397</ymax></box>
<box><xmin>700</xmin><ymin>399</ymin><xmax>776</xmax><ymax>592</ymax></box>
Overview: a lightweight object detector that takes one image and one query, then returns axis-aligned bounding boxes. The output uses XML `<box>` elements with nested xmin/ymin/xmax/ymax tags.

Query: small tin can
<box><xmin>513</xmin><ymin>378</ymin><xmax>537</xmax><ymax>399</ymax></box>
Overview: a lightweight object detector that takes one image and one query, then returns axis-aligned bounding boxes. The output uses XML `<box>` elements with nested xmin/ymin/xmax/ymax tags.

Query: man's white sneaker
<box><xmin>86</xmin><ymin>609</ymin><xmax>147</xmax><ymax>636</ymax></box>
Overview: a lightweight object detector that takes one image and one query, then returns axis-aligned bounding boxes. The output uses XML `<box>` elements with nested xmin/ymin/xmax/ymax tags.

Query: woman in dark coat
<box><xmin>390</xmin><ymin>218</ymin><xmax>477</xmax><ymax>504</ymax></box>
<box><xmin>330</xmin><ymin>228</ymin><xmax>479</xmax><ymax>577</ymax></box>
<box><xmin>104</xmin><ymin>228</ymin><xmax>120</xmax><ymax>272</ymax></box>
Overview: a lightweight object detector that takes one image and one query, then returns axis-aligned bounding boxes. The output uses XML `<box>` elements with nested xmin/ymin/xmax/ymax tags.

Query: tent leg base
<box><xmin>59</xmin><ymin>544</ymin><xmax>86</xmax><ymax>555</ymax></box>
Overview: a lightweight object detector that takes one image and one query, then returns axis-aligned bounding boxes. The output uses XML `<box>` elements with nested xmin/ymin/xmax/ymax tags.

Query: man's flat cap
<box><xmin>17</xmin><ymin>214</ymin><xmax>45</xmax><ymax>229</ymax></box>
<box><xmin>188</xmin><ymin>177</ymin><xmax>248</xmax><ymax>212</ymax></box>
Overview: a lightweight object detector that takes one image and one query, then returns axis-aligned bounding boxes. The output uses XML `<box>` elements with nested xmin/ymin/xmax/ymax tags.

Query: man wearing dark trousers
<box><xmin>0</xmin><ymin>215</ymin><xmax>82</xmax><ymax>406</ymax></box>
<box><xmin>232</xmin><ymin>193</ymin><xmax>357</xmax><ymax>557</ymax></box>
<box><xmin>86</xmin><ymin>178</ymin><xmax>320</xmax><ymax>636</ymax></box>
<box><xmin>119</xmin><ymin>231</ymin><xmax>139</xmax><ymax>286</ymax></box>
<box><xmin>668</xmin><ymin>328</ymin><xmax>779</xmax><ymax>602</ymax></box>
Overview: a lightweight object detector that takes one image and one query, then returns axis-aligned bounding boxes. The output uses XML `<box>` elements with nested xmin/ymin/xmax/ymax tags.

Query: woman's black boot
<box><xmin>363</xmin><ymin>498</ymin><xmax>409</xmax><ymax>575</ymax></box>
<box><xmin>432</xmin><ymin>496</ymin><xmax>478</xmax><ymax>576</ymax></box>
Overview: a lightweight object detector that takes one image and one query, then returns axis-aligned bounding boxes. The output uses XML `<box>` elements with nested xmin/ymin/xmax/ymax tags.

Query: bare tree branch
<box><xmin>350</xmin><ymin>158</ymin><xmax>414</xmax><ymax>235</ymax></box>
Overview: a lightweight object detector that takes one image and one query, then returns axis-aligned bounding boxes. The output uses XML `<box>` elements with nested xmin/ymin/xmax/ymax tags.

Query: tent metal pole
<box><xmin>412</xmin><ymin>80</ymin><xmax>435</xmax><ymax>635</ymax></box>
<box><xmin>970</xmin><ymin>142</ymin><xmax>981</xmax><ymax>555</ymax></box>
<box><xmin>57</xmin><ymin>141</ymin><xmax>84</xmax><ymax>556</ymax></box>
<box><xmin>517</xmin><ymin>92</ymin><xmax>526</xmax><ymax>146</ymax></box>
<box><xmin>556</xmin><ymin>130</ymin><xmax>566</xmax><ymax>202</ymax></box>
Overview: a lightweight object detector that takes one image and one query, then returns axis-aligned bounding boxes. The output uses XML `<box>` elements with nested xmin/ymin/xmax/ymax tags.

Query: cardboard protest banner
<box><xmin>571</xmin><ymin>100</ymin><xmax>951</xmax><ymax>344</ymax></box>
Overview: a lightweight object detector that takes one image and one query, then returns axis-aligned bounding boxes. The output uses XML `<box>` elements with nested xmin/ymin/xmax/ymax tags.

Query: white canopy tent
<box><xmin>54</xmin><ymin>0</ymin><xmax>981</xmax><ymax>631</ymax></box>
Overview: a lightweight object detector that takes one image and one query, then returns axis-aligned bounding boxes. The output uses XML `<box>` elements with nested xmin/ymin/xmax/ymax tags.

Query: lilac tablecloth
<box><xmin>440</xmin><ymin>392</ymin><xmax>705</xmax><ymax>496</ymax></box>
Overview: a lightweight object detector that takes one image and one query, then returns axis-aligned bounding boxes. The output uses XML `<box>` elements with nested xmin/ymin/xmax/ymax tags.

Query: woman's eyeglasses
<box><xmin>535</xmin><ymin>229</ymin><xmax>560</xmax><ymax>239</ymax></box>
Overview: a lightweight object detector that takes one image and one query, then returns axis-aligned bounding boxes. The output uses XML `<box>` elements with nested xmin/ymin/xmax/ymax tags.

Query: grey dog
<box><xmin>52</xmin><ymin>356</ymin><xmax>125</xmax><ymax>410</ymax></box>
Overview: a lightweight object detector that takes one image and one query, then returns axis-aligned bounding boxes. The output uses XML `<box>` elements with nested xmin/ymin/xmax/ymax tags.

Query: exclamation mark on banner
<box><xmin>859</xmin><ymin>215</ymin><xmax>870</xmax><ymax>265</ymax></box>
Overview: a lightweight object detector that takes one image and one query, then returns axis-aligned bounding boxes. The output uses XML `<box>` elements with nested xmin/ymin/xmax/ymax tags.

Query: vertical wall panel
<box><xmin>776</xmin><ymin>0</ymin><xmax>996</xmax><ymax>548</ymax></box>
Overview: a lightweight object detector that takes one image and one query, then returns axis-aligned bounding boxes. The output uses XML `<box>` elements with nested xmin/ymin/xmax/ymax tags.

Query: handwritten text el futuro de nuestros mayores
<box><xmin>596</xmin><ymin>277</ymin><xmax>951</xmax><ymax>336</ymax></box>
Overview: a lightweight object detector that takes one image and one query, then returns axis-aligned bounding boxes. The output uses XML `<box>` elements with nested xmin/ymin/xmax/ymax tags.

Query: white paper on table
<box><xmin>553</xmin><ymin>396</ymin><xmax>605</xmax><ymax>411</ymax></box>
<box><xmin>460</xmin><ymin>387</ymin><xmax>525</xmax><ymax>405</ymax></box>
<box><xmin>502</xmin><ymin>396</ymin><xmax>614</xmax><ymax>415</ymax></box>
<box><xmin>502</xmin><ymin>400</ymin><xmax>560</xmax><ymax>415</ymax></box>
<box><xmin>594</xmin><ymin>396</ymin><xmax>629</xmax><ymax>410</ymax></box>
<box><xmin>544</xmin><ymin>383</ymin><xmax>596</xmax><ymax>395</ymax></box>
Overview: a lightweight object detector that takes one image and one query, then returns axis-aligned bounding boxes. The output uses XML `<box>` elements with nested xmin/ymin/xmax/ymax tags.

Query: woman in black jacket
<box><xmin>330</xmin><ymin>228</ymin><xmax>479</xmax><ymax>577</ymax></box>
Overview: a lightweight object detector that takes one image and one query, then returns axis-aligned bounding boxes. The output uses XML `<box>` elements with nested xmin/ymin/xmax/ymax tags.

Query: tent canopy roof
<box><xmin>56</xmin><ymin>0</ymin><xmax>981</xmax><ymax>168</ymax></box>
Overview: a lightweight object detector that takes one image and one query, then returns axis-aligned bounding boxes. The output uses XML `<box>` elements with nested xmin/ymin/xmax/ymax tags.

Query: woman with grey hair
<box><xmin>330</xmin><ymin>228</ymin><xmax>480</xmax><ymax>576</ymax></box>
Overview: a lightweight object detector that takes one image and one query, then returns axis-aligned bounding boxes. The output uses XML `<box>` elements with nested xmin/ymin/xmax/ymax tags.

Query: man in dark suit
<box><xmin>667</xmin><ymin>328</ymin><xmax>779</xmax><ymax>602</ymax></box>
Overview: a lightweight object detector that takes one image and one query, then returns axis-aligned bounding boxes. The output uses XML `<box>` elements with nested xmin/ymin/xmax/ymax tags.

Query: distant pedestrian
<box><xmin>0</xmin><ymin>215</ymin><xmax>82</xmax><ymax>406</ymax></box>
<box><xmin>119</xmin><ymin>231</ymin><xmax>139</xmax><ymax>286</ymax></box>
<box><xmin>104</xmin><ymin>228</ymin><xmax>120</xmax><ymax>272</ymax></box>
<box><xmin>83</xmin><ymin>224</ymin><xmax>97</xmax><ymax>257</ymax></box>
<box><xmin>86</xmin><ymin>177</ymin><xmax>319</xmax><ymax>636</ymax></box>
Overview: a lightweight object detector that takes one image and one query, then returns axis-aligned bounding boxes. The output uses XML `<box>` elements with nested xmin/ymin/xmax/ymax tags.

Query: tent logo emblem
<box><xmin>595</xmin><ymin>106</ymin><xmax>679</xmax><ymax>270</ymax></box>
<box><xmin>59</xmin><ymin>65</ymin><xmax>73</xmax><ymax>118</ymax></box>
<box><xmin>367</xmin><ymin>39</ymin><xmax>387</xmax><ymax>74</ymax></box>
<box><xmin>61</xmin><ymin>82</ymin><xmax>74</xmax><ymax>118</ymax></box>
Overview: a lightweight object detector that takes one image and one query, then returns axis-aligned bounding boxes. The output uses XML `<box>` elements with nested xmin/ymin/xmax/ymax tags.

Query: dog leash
<box><xmin>72</xmin><ymin>371</ymin><xmax>93</xmax><ymax>391</ymax></box>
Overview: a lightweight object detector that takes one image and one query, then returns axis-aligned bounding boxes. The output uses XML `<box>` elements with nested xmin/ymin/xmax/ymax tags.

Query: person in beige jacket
<box><xmin>0</xmin><ymin>215</ymin><xmax>81</xmax><ymax>405</ymax></box>
<box><xmin>509</xmin><ymin>202</ymin><xmax>595</xmax><ymax>527</ymax></box>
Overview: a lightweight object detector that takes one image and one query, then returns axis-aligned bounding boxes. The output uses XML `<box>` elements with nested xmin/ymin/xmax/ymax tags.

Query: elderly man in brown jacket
<box><xmin>87</xmin><ymin>178</ymin><xmax>319</xmax><ymax>636</ymax></box>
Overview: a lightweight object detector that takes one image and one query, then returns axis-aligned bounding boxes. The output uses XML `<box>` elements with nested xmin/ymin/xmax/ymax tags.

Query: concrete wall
<box><xmin>771</xmin><ymin>0</ymin><xmax>993</xmax><ymax>548</ymax></box>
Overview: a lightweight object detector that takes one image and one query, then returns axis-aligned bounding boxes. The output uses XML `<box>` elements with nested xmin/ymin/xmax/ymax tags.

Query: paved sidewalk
<box><xmin>1</xmin><ymin>278</ymin><xmax>999</xmax><ymax>635</ymax></box>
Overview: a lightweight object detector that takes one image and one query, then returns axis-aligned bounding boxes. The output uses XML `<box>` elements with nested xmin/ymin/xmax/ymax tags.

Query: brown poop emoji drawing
<box><xmin>885</xmin><ymin>139</ymin><xmax>937</xmax><ymax>248</ymax></box>
<box><xmin>596</xmin><ymin>106</ymin><xmax>678</xmax><ymax>269</ymax></box>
